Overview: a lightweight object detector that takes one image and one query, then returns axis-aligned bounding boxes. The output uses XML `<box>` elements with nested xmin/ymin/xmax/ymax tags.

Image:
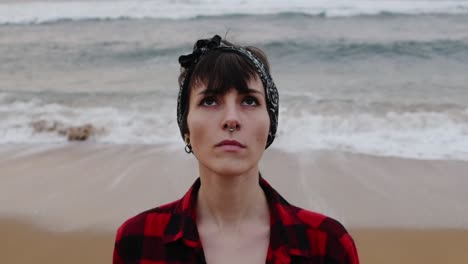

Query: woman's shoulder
<box><xmin>292</xmin><ymin>205</ymin><xmax>349</xmax><ymax>237</ymax></box>
<box><xmin>113</xmin><ymin>198</ymin><xmax>190</xmax><ymax>263</ymax></box>
<box><xmin>116</xmin><ymin>198</ymin><xmax>182</xmax><ymax>236</ymax></box>
<box><xmin>287</xmin><ymin>204</ymin><xmax>359</xmax><ymax>262</ymax></box>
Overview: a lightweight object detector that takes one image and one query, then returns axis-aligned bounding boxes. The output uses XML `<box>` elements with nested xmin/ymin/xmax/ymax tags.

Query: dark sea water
<box><xmin>1</xmin><ymin>0</ymin><xmax>468</xmax><ymax>160</ymax></box>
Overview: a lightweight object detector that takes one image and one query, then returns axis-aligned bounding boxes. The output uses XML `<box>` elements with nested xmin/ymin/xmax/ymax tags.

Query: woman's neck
<box><xmin>196</xmin><ymin>165</ymin><xmax>269</xmax><ymax>233</ymax></box>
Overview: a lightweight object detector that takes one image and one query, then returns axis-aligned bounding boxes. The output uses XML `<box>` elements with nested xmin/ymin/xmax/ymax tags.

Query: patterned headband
<box><xmin>177</xmin><ymin>35</ymin><xmax>279</xmax><ymax>149</ymax></box>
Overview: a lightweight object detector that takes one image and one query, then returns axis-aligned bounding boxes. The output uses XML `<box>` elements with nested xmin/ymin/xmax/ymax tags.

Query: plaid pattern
<box><xmin>113</xmin><ymin>177</ymin><xmax>359</xmax><ymax>264</ymax></box>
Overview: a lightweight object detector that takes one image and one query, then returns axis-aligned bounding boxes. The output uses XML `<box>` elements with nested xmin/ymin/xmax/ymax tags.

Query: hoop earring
<box><xmin>185</xmin><ymin>143</ymin><xmax>192</xmax><ymax>154</ymax></box>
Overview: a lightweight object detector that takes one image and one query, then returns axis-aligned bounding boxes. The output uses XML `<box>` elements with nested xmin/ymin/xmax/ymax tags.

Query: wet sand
<box><xmin>352</xmin><ymin>228</ymin><xmax>468</xmax><ymax>264</ymax></box>
<box><xmin>1</xmin><ymin>144</ymin><xmax>467</xmax><ymax>263</ymax></box>
<box><xmin>1</xmin><ymin>218</ymin><xmax>113</xmax><ymax>264</ymax></box>
<box><xmin>2</xmin><ymin>218</ymin><xmax>468</xmax><ymax>264</ymax></box>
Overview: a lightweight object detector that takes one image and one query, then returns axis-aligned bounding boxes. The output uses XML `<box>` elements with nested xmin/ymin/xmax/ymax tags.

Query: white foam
<box><xmin>275</xmin><ymin>111</ymin><xmax>468</xmax><ymax>160</ymax></box>
<box><xmin>1</xmin><ymin>0</ymin><xmax>468</xmax><ymax>24</ymax></box>
<box><xmin>0</xmin><ymin>95</ymin><xmax>181</xmax><ymax>145</ymax></box>
<box><xmin>1</xmin><ymin>93</ymin><xmax>468</xmax><ymax>160</ymax></box>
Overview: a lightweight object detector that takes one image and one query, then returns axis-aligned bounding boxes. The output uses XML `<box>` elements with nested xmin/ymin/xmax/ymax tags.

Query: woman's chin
<box><xmin>201</xmin><ymin>160</ymin><xmax>255</xmax><ymax>177</ymax></box>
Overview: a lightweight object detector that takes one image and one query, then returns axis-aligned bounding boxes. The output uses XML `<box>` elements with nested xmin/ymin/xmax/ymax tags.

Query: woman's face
<box><xmin>186</xmin><ymin>76</ymin><xmax>270</xmax><ymax>177</ymax></box>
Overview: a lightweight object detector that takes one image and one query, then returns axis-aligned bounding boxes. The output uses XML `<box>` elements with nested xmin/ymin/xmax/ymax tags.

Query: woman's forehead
<box><xmin>191</xmin><ymin>76</ymin><xmax>264</xmax><ymax>94</ymax></box>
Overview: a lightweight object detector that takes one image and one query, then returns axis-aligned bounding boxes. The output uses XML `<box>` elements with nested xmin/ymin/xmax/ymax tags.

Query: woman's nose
<box><xmin>223</xmin><ymin>120</ymin><xmax>240</xmax><ymax>132</ymax></box>
<box><xmin>221</xmin><ymin>103</ymin><xmax>241</xmax><ymax>132</ymax></box>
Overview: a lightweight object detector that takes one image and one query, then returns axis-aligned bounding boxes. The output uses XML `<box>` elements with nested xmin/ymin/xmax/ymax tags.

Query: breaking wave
<box><xmin>1</xmin><ymin>0</ymin><xmax>468</xmax><ymax>25</ymax></box>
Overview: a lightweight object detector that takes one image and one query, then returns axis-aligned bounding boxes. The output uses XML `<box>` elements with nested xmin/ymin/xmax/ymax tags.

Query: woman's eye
<box><xmin>201</xmin><ymin>96</ymin><xmax>217</xmax><ymax>106</ymax></box>
<box><xmin>243</xmin><ymin>96</ymin><xmax>259</xmax><ymax>106</ymax></box>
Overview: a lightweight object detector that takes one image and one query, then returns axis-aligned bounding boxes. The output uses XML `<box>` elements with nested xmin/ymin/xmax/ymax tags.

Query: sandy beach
<box><xmin>1</xmin><ymin>218</ymin><xmax>113</xmax><ymax>264</ymax></box>
<box><xmin>2</xmin><ymin>219</ymin><xmax>468</xmax><ymax>264</ymax></box>
<box><xmin>1</xmin><ymin>144</ymin><xmax>467</xmax><ymax>263</ymax></box>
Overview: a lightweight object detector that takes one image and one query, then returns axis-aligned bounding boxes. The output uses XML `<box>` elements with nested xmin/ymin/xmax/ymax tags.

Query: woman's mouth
<box><xmin>215</xmin><ymin>140</ymin><xmax>246</xmax><ymax>151</ymax></box>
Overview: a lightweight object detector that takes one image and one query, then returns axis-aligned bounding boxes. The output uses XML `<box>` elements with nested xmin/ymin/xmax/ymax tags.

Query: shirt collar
<box><xmin>162</xmin><ymin>175</ymin><xmax>312</xmax><ymax>258</ymax></box>
<box><xmin>261</xmin><ymin>177</ymin><xmax>313</xmax><ymax>259</ymax></box>
<box><xmin>161</xmin><ymin>178</ymin><xmax>201</xmax><ymax>248</ymax></box>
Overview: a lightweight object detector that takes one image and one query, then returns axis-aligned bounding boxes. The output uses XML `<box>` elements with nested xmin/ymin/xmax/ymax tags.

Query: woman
<box><xmin>113</xmin><ymin>35</ymin><xmax>359</xmax><ymax>264</ymax></box>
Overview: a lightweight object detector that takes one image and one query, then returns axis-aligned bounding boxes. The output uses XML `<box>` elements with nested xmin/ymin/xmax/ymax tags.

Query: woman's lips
<box><xmin>215</xmin><ymin>140</ymin><xmax>246</xmax><ymax>151</ymax></box>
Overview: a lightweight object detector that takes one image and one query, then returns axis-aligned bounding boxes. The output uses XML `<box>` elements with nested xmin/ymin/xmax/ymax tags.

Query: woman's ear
<box><xmin>184</xmin><ymin>133</ymin><xmax>193</xmax><ymax>154</ymax></box>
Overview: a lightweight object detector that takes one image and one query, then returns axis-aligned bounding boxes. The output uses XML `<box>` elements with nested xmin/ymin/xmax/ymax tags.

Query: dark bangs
<box><xmin>189</xmin><ymin>50</ymin><xmax>259</xmax><ymax>95</ymax></box>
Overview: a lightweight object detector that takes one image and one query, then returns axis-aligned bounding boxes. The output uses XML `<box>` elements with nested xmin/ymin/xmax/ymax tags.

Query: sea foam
<box><xmin>1</xmin><ymin>92</ymin><xmax>467</xmax><ymax>160</ymax></box>
<box><xmin>1</xmin><ymin>0</ymin><xmax>468</xmax><ymax>24</ymax></box>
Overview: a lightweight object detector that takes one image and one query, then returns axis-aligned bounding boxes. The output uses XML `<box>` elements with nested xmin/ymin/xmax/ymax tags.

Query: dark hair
<box><xmin>178</xmin><ymin>39</ymin><xmax>271</xmax><ymax>136</ymax></box>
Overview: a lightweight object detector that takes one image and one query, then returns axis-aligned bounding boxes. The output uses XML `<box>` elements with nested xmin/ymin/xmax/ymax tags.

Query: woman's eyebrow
<box><xmin>196</xmin><ymin>88</ymin><xmax>263</xmax><ymax>96</ymax></box>
<box><xmin>241</xmin><ymin>88</ymin><xmax>263</xmax><ymax>95</ymax></box>
<box><xmin>196</xmin><ymin>89</ymin><xmax>214</xmax><ymax>96</ymax></box>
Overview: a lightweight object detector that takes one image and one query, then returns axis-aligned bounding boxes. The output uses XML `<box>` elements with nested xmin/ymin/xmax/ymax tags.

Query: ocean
<box><xmin>1</xmin><ymin>0</ymin><xmax>468</xmax><ymax>160</ymax></box>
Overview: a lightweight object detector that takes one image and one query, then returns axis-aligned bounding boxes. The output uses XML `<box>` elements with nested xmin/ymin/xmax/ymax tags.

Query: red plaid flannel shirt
<box><xmin>113</xmin><ymin>177</ymin><xmax>359</xmax><ymax>263</ymax></box>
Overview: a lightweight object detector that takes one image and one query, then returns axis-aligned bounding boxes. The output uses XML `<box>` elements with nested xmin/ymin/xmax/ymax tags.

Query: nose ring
<box><xmin>228</xmin><ymin>127</ymin><xmax>235</xmax><ymax>132</ymax></box>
